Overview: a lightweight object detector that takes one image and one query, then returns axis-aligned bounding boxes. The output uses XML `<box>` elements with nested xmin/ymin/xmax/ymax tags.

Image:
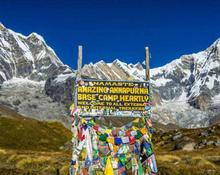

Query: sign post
<box><xmin>74</xmin><ymin>45</ymin><xmax>83</xmax><ymax>108</ymax></box>
<box><xmin>69</xmin><ymin>46</ymin><xmax>157</xmax><ymax>175</ymax></box>
<box><xmin>145</xmin><ymin>47</ymin><xmax>150</xmax><ymax>81</ymax></box>
<box><xmin>77</xmin><ymin>45</ymin><xmax>82</xmax><ymax>77</ymax></box>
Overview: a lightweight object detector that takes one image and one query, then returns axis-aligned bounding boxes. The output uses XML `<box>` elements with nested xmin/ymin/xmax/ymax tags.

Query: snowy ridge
<box><xmin>81</xmin><ymin>37</ymin><xmax>220</xmax><ymax>105</ymax></box>
<box><xmin>81</xmin><ymin>38</ymin><xmax>220</xmax><ymax>127</ymax></box>
<box><xmin>0</xmin><ymin>23</ymin><xmax>71</xmax><ymax>84</ymax></box>
<box><xmin>82</xmin><ymin>59</ymin><xmax>146</xmax><ymax>81</ymax></box>
<box><xmin>1</xmin><ymin>23</ymin><xmax>220</xmax><ymax>128</ymax></box>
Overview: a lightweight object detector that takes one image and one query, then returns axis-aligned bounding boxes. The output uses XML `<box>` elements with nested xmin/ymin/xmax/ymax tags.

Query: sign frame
<box><xmin>73</xmin><ymin>46</ymin><xmax>151</xmax><ymax>118</ymax></box>
<box><xmin>76</xmin><ymin>79</ymin><xmax>150</xmax><ymax>117</ymax></box>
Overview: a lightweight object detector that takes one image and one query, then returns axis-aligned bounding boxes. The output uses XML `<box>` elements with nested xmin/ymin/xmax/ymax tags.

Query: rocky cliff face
<box><xmin>0</xmin><ymin>23</ymin><xmax>74</xmax><ymax>124</ymax></box>
<box><xmin>81</xmin><ymin>59</ymin><xmax>146</xmax><ymax>81</ymax></box>
<box><xmin>81</xmin><ymin>39</ymin><xmax>220</xmax><ymax>108</ymax></box>
<box><xmin>0</xmin><ymin>23</ymin><xmax>220</xmax><ymax>128</ymax></box>
<box><xmin>0</xmin><ymin>78</ymin><xmax>70</xmax><ymax>127</ymax></box>
<box><xmin>78</xmin><ymin>39</ymin><xmax>220</xmax><ymax>127</ymax></box>
<box><xmin>0</xmin><ymin>23</ymin><xmax>74</xmax><ymax>83</ymax></box>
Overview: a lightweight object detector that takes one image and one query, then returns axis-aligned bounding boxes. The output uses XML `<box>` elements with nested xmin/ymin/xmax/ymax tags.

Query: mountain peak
<box><xmin>213</xmin><ymin>38</ymin><xmax>220</xmax><ymax>47</ymax></box>
<box><xmin>214</xmin><ymin>37</ymin><xmax>220</xmax><ymax>42</ymax></box>
<box><xmin>113</xmin><ymin>59</ymin><xmax>124</xmax><ymax>64</ymax></box>
<box><xmin>135</xmin><ymin>62</ymin><xmax>144</xmax><ymax>70</ymax></box>
<box><xmin>28</xmin><ymin>32</ymin><xmax>46</xmax><ymax>43</ymax></box>
<box><xmin>96</xmin><ymin>60</ymin><xmax>105</xmax><ymax>64</ymax></box>
<box><xmin>0</xmin><ymin>22</ymin><xmax>5</xmax><ymax>30</ymax></box>
<box><xmin>203</xmin><ymin>38</ymin><xmax>220</xmax><ymax>53</ymax></box>
<box><xmin>0</xmin><ymin>25</ymin><xmax>69</xmax><ymax>83</ymax></box>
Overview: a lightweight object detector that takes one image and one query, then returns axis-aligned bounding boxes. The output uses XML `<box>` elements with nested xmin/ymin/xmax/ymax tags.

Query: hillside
<box><xmin>0</xmin><ymin>105</ymin><xmax>71</xmax><ymax>151</ymax></box>
<box><xmin>0</xmin><ymin>106</ymin><xmax>220</xmax><ymax>174</ymax></box>
<box><xmin>154</xmin><ymin>123</ymin><xmax>220</xmax><ymax>175</ymax></box>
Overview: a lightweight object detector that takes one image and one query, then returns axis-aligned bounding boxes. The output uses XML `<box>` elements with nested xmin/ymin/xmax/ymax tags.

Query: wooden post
<box><xmin>74</xmin><ymin>45</ymin><xmax>83</xmax><ymax>107</ymax></box>
<box><xmin>77</xmin><ymin>45</ymin><xmax>83</xmax><ymax>77</ymax></box>
<box><xmin>145</xmin><ymin>47</ymin><xmax>150</xmax><ymax>81</ymax></box>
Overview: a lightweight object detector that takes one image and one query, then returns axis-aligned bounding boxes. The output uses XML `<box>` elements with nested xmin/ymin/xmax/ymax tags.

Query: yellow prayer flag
<box><xmin>113</xmin><ymin>145</ymin><xmax>118</xmax><ymax>153</ymax></box>
<box><xmin>105</xmin><ymin>129</ymin><xmax>112</xmax><ymax>134</ymax></box>
<box><xmin>140</xmin><ymin>127</ymin><xmax>147</xmax><ymax>135</ymax></box>
<box><xmin>133</xmin><ymin>118</ymin><xmax>139</xmax><ymax>123</ymax></box>
<box><xmin>69</xmin><ymin>104</ymin><xmax>75</xmax><ymax>110</ymax></box>
<box><xmin>104</xmin><ymin>157</ymin><xmax>114</xmax><ymax>175</ymax></box>
<box><xmin>81</xmin><ymin>119</ymin><xmax>86</xmax><ymax>124</ymax></box>
<box><xmin>106</xmin><ymin>137</ymin><xmax>114</xmax><ymax>144</ymax></box>
<box><xmin>132</xmin><ymin>126</ymin><xmax>138</xmax><ymax>131</ymax></box>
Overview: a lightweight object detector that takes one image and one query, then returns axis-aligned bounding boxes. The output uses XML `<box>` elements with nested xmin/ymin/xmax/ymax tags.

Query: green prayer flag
<box><xmin>138</xmin><ymin>160</ymin><xmax>144</xmax><ymax>175</ymax></box>
<box><xmin>99</xmin><ymin>134</ymin><xmax>107</xmax><ymax>141</ymax></box>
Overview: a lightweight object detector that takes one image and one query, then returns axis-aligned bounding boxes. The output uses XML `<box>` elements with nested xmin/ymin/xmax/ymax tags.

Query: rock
<box><xmin>172</xmin><ymin>133</ymin><xmax>183</xmax><ymax>141</ymax></box>
<box><xmin>200</xmin><ymin>131</ymin><xmax>209</xmax><ymax>137</ymax></box>
<box><xmin>45</xmin><ymin>75</ymin><xmax>76</xmax><ymax>105</ymax></box>
<box><xmin>0</xmin><ymin>79</ymin><xmax>70</xmax><ymax>127</ymax></box>
<box><xmin>183</xmin><ymin>136</ymin><xmax>191</xmax><ymax>141</ymax></box>
<box><xmin>214</xmin><ymin>140</ymin><xmax>220</xmax><ymax>147</ymax></box>
<box><xmin>182</xmin><ymin>142</ymin><xmax>196</xmax><ymax>151</ymax></box>
<box><xmin>195</xmin><ymin>145</ymin><xmax>205</xmax><ymax>149</ymax></box>
<box><xmin>202</xmin><ymin>139</ymin><xmax>207</xmax><ymax>145</ymax></box>
<box><xmin>195</xmin><ymin>139</ymin><xmax>207</xmax><ymax>149</ymax></box>
<box><xmin>175</xmin><ymin>140</ymin><xmax>195</xmax><ymax>151</ymax></box>
<box><xmin>12</xmin><ymin>99</ymin><xmax>21</xmax><ymax>106</ymax></box>
<box><xmin>158</xmin><ymin>129</ymin><xmax>165</xmax><ymax>136</ymax></box>
<box><xmin>208</xmin><ymin>127</ymin><xmax>215</xmax><ymax>133</ymax></box>
<box><xmin>206</xmin><ymin>141</ymin><xmax>214</xmax><ymax>145</ymax></box>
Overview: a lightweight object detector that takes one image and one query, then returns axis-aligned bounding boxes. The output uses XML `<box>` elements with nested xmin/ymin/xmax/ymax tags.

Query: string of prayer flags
<box><xmin>69</xmin><ymin>78</ymin><xmax>158</xmax><ymax>174</ymax></box>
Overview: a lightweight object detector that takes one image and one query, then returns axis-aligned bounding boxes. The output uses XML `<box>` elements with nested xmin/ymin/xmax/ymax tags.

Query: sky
<box><xmin>0</xmin><ymin>0</ymin><xmax>220</xmax><ymax>69</ymax></box>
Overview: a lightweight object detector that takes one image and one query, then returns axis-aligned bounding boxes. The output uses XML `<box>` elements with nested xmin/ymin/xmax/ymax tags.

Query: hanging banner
<box><xmin>77</xmin><ymin>79</ymin><xmax>149</xmax><ymax>117</ymax></box>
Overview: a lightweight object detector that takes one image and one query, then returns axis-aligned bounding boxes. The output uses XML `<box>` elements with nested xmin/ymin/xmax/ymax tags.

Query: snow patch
<box><xmin>36</xmin><ymin>50</ymin><xmax>46</xmax><ymax>60</ymax></box>
<box><xmin>2</xmin><ymin>77</ymin><xmax>45</xmax><ymax>88</ymax></box>
<box><xmin>206</xmin><ymin>75</ymin><xmax>216</xmax><ymax>89</ymax></box>
<box><xmin>213</xmin><ymin>94</ymin><xmax>220</xmax><ymax>101</ymax></box>
<box><xmin>0</xmin><ymin>37</ymin><xmax>10</xmax><ymax>48</ymax></box>
<box><xmin>54</xmin><ymin>73</ymin><xmax>75</xmax><ymax>83</ymax></box>
<box><xmin>0</xmin><ymin>71</ymin><xmax>7</xmax><ymax>80</ymax></box>
<box><xmin>47</xmin><ymin>46</ymin><xmax>63</xmax><ymax>65</ymax></box>
<box><xmin>9</xmin><ymin>29</ymin><xmax>35</xmax><ymax>64</ymax></box>
<box><xmin>151</xmin><ymin>77</ymin><xmax>172</xmax><ymax>86</ymax></box>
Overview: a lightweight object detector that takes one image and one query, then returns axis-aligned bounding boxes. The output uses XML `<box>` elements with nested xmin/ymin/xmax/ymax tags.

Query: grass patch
<box><xmin>1</xmin><ymin>105</ymin><xmax>220</xmax><ymax>174</ymax></box>
<box><xmin>0</xmin><ymin>106</ymin><xmax>71</xmax><ymax>151</ymax></box>
<box><xmin>16</xmin><ymin>156</ymin><xmax>51</xmax><ymax>170</ymax></box>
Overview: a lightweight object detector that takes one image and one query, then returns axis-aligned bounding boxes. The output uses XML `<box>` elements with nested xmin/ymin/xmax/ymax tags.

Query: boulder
<box><xmin>200</xmin><ymin>131</ymin><xmax>209</xmax><ymax>137</ymax></box>
<box><xmin>172</xmin><ymin>133</ymin><xmax>183</xmax><ymax>141</ymax></box>
<box><xmin>214</xmin><ymin>140</ymin><xmax>220</xmax><ymax>147</ymax></box>
<box><xmin>182</xmin><ymin>142</ymin><xmax>196</xmax><ymax>151</ymax></box>
<box><xmin>206</xmin><ymin>141</ymin><xmax>214</xmax><ymax>145</ymax></box>
<box><xmin>175</xmin><ymin>141</ymin><xmax>196</xmax><ymax>151</ymax></box>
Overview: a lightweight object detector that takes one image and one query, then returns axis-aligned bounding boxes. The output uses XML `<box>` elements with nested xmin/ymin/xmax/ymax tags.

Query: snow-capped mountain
<box><xmin>0</xmin><ymin>23</ymin><xmax>220</xmax><ymax>128</ymax></box>
<box><xmin>0</xmin><ymin>23</ymin><xmax>74</xmax><ymax>125</ymax></box>
<box><xmin>81</xmin><ymin>59</ymin><xmax>146</xmax><ymax>81</ymax></box>
<box><xmin>0</xmin><ymin>23</ymin><xmax>74</xmax><ymax>83</ymax></box>
<box><xmin>81</xmin><ymin>39</ymin><xmax>220</xmax><ymax>108</ymax></box>
<box><xmin>79</xmin><ymin>39</ymin><xmax>220</xmax><ymax>127</ymax></box>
